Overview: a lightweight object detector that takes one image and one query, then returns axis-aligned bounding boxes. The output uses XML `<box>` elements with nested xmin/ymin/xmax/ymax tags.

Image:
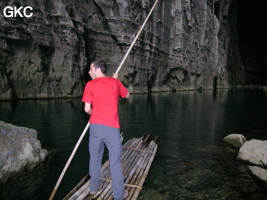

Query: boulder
<box><xmin>223</xmin><ymin>134</ymin><xmax>247</xmax><ymax>148</ymax></box>
<box><xmin>248</xmin><ymin>166</ymin><xmax>267</xmax><ymax>183</ymax></box>
<box><xmin>0</xmin><ymin>121</ymin><xmax>48</xmax><ymax>184</ymax></box>
<box><xmin>237</xmin><ymin>139</ymin><xmax>267</xmax><ymax>167</ymax></box>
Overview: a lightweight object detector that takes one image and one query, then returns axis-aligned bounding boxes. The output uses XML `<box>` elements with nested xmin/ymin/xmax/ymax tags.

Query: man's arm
<box><xmin>113</xmin><ymin>73</ymin><xmax>130</xmax><ymax>99</ymax></box>
<box><xmin>84</xmin><ymin>102</ymin><xmax>92</xmax><ymax>115</ymax></box>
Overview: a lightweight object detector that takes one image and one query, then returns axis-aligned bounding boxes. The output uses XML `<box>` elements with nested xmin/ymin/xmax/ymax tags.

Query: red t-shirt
<box><xmin>82</xmin><ymin>77</ymin><xmax>128</xmax><ymax>128</ymax></box>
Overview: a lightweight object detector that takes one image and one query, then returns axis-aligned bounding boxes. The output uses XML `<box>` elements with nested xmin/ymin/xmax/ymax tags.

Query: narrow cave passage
<box><xmin>237</xmin><ymin>0</ymin><xmax>267</xmax><ymax>85</ymax></box>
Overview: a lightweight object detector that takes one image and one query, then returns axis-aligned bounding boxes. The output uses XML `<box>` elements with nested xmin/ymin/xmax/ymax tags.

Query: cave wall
<box><xmin>0</xmin><ymin>0</ymin><xmax>240</xmax><ymax>100</ymax></box>
<box><xmin>237</xmin><ymin>0</ymin><xmax>267</xmax><ymax>85</ymax></box>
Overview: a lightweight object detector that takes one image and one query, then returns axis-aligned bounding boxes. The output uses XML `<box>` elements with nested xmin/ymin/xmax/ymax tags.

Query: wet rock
<box><xmin>248</xmin><ymin>166</ymin><xmax>267</xmax><ymax>183</ymax></box>
<box><xmin>223</xmin><ymin>136</ymin><xmax>267</xmax><ymax>183</ymax></box>
<box><xmin>223</xmin><ymin>134</ymin><xmax>247</xmax><ymax>148</ymax></box>
<box><xmin>0</xmin><ymin>121</ymin><xmax>48</xmax><ymax>184</ymax></box>
<box><xmin>237</xmin><ymin>139</ymin><xmax>267</xmax><ymax>167</ymax></box>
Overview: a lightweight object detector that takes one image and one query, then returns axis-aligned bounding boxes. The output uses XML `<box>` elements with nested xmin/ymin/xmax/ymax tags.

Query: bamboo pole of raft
<box><xmin>63</xmin><ymin>174</ymin><xmax>90</xmax><ymax>200</ymax></box>
<box><xmin>122</xmin><ymin>139</ymin><xmax>153</xmax><ymax>184</ymax></box>
<box><xmin>129</xmin><ymin>145</ymin><xmax>158</xmax><ymax>199</ymax></box>
<box><xmin>130</xmin><ymin>142</ymin><xmax>157</xmax><ymax>199</ymax></box>
<box><xmin>113</xmin><ymin>140</ymin><xmax>156</xmax><ymax>200</ymax></box>
<box><xmin>122</xmin><ymin>138</ymin><xmax>144</xmax><ymax>167</ymax></box>
<box><xmin>127</xmin><ymin>141</ymin><xmax>156</xmax><ymax>199</ymax></box>
<box><xmin>123</xmin><ymin>139</ymin><xmax>148</xmax><ymax>178</ymax></box>
<box><xmin>127</xmin><ymin>143</ymin><xmax>153</xmax><ymax>181</ymax></box>
<box><xmin>68</xmin><ymin>180</ymin><xmax>90</xmax><ymax>200</ymax></box>
<box><xmin>132</xmin><ymin>144</ymin><xmax>158</xmax><ymax>199</ymax></box>
<box><xmin>123</xmin><ymin>142</ymin><xmax>153</xmax><ymax>191</ymax></box>
<box><xmin>114</xmin><ymin>0</ymin><xmax>159</xmax><ymax>75</ymax></box>
<box><xmin>49</xmin><ymin>122</ymin><xmax>90</xmax><ymax>200</ymax></box>
<box><xmin>123</xmin><ymin>149</ymin><xmax>141</xmax><ymax>178</ymax></box>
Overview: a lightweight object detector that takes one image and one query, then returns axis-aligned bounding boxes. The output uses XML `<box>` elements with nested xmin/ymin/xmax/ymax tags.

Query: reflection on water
<box><xmin>0</xmin><ymin>89</ymin><xmax>267</xmax><ymax>200</ymax></box>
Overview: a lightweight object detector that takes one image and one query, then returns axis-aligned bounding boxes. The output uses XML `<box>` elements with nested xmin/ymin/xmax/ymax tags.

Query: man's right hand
<box><xmin>112</xmin><ymin>73</ymin><xmax>119</xmax><ymax>79</ymax></box>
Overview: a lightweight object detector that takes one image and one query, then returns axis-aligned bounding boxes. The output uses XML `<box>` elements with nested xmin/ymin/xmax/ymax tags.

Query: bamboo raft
<box><xmin>63</xmin><ymin>134</ymin><xmax>158</xmax><ymax>200</ymax></box>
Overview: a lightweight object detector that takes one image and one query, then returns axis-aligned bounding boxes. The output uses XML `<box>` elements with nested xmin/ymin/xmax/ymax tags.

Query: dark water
<box><xmin>0</xmin><ymin>89</ymin><xmax>267</xmax><ymax>200</ymax></box>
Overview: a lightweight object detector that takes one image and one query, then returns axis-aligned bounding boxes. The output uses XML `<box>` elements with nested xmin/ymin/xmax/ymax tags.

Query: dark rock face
<box><xmin>0</xmin><ymin>0</ymin><xmax>243</xmax><ymax>99</ymax></box>
<box><xmin>0</xmin><ymin>0</ymin><xmax>87</xmax><ymax>100</ymax></box>
<box><xmin>237</xmin><ymin>0</ymin><xmax>267</xmax><ymax>85</ymax></box>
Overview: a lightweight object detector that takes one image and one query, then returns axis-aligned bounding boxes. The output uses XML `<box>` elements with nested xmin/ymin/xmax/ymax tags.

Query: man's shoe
<box><xmin>114</xmin><ymin>190</ymin><xmax>129</xmax><ymax>200</ymax></box>
<box><xmin>90</xmin><ymin>182</ymin><xmax>103</xmax><ymax>195</ymax></box>
<box><xmin>122</xmin><ymin>190</ymin><xmax>128</xmax><ymax>200</ymax></box>
<box><xmin>90</xmin><ymin>190</ymin><xmax>97</xmax><ymax>195</ymax></box>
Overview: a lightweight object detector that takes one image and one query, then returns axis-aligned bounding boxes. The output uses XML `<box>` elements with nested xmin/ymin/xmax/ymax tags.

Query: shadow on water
<box><xmin>0</xmin><ymin>89</ymin><xmax>267</xmax><ymax>200</ymax></box>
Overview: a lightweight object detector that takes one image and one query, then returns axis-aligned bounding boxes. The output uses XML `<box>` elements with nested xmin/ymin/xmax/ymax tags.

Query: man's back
<box><xmin>82</xmin><ymin>77</ymin><xmax>128</xmax><ymax>128</ymax></box>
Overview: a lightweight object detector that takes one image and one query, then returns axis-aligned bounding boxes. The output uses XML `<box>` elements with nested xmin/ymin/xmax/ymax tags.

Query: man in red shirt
<box><xmin>82</xmin><ymin>60</ymin><xmax>130</xmax><ymax>200</ymax></box>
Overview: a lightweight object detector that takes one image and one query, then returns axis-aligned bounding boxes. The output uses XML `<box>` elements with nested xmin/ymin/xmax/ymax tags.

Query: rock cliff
<box><xmin>0</xmin><ymin>0</ymin><xmax>240</xmax><ymax>99</ymax></box>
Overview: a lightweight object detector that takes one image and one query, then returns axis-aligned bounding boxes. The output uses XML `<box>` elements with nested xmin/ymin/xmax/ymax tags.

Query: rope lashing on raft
<box><xmin>101</xmin><ymin>178</ymin><xmax>143</xmax><ymax>190</ymax></box>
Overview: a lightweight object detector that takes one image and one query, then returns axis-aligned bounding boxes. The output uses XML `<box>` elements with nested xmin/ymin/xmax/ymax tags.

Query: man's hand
<box><xmin>112</xmin><ymin>73</ymin><xmax>119</xmax><ymax>79</ymax></box>
<box><xmin>125</xmin><ymin>91</ymin><xmax>130</xmax><ymax>99</ymax></box>
<box><xmin>84</xmin><ymin>103</ymin><xmax>92</xmax><ymax>115</ymax></box>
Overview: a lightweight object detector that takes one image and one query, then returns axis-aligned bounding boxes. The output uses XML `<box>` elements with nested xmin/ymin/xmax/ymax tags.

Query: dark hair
<box><xmin>91</xmin><ymin>60</ymin><xmax>107</xmax><ymax>74</ymax></box>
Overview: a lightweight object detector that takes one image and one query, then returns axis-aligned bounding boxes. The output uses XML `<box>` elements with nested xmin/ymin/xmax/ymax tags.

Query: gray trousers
<box><xmin>89</xmin><ymin>123</ymin><xmax>124</xmax><ymax>200</ymax></box>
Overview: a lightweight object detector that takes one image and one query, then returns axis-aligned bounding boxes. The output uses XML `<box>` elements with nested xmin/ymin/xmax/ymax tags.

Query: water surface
<box><xmin>0</xmin><ymin>89</ymin><xmax>266</xmax><ymax>200</ymax></box>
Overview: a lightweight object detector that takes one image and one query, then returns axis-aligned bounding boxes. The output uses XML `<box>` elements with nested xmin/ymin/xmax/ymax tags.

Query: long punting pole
<box><xmin>49</xmin><ymin>123</ymin><xmax>90</xmax><ymax>200</ymax></box>
<box><xmin>114</xmin><ymin>0</ymin><xmax>159</xmax><ymax>75</ymax></box>
<box><xmin>49</xmin><ymin>0</ymin><xmax>159</xmax><ymax>199</ymax></box>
